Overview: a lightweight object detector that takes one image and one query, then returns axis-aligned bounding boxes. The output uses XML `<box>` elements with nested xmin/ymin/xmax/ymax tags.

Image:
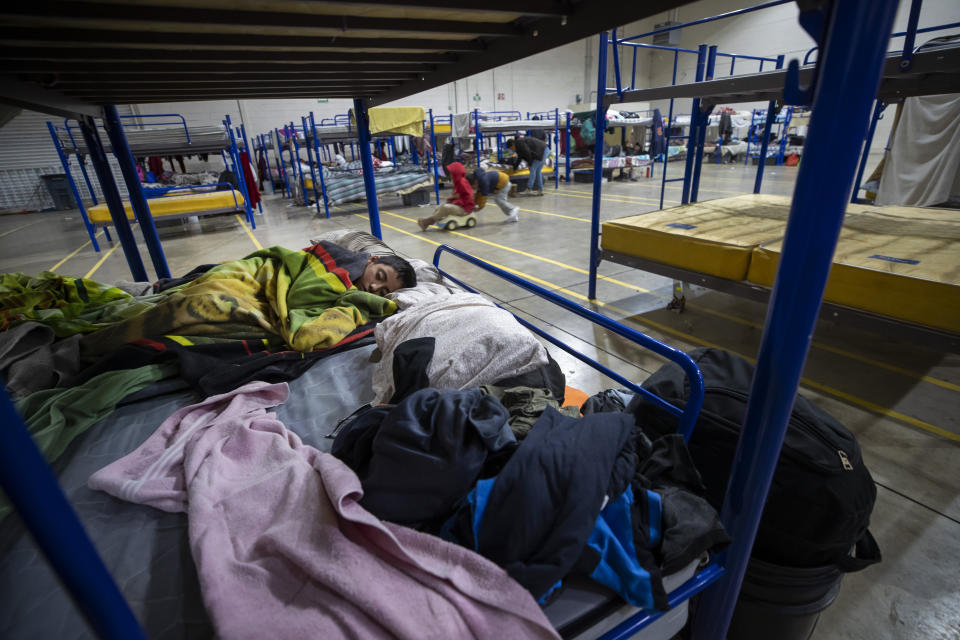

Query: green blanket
<box><xmin>0</xmin><ymin>361</ymin><xmax>177</xmax><ymax>521</ymax></box>
<box><xmin>80</xmin><ymin>245</ymin><xmax>396</xmax><ymax>356</ymax></box>
<box><xmin>0</xmin><ymin>272</ymin><xmax>157</xmax><ymax>337</ymax></box>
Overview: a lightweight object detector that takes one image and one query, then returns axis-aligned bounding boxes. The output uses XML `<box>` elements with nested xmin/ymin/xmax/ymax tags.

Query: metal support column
<box><xmin>0</xmin><ymin>389</ymin><xmax>147</xmax><ymax>640</ymax></box>
<box><xmin>239</xmin><ymin>124</ymin><xmax>262</xmax><ymax>213</ymax></box>
<box><xmin>289</xmin><ymin>122</ymin><xmax>309</xmax><ymax>209</ymax></box>
<box><xmin>474</xmin><ymin>109</ymin><xmax>482</xmax><ymax>158</ymax></box>
<box><xmin>565</xmin><ymin>112</ymin><xmax>572</xmax><ymax>183</ymax></box>
<box><xmin>681</xmin><ymin>45</ymin><xmax>708</xmax><ymax>205</ymax></box>
<box><xmin>224</xmin><ymin>116</ymin><xmax>255</xmax><ymax>227</ymax></box>
<box><xmin>428</xmin><ymin>108</ymin><xmax>441</xmax><ymax>205</ymax></box>
<box><xmin>554</xmin><ymin>107</ymin><xmax>560</xmax><ymax>189</ymax></box>
<box><xmin>102</xmin><ymin>104</ymin><xmax>170</xmax><ymax>280</ymax></box>
<box><xmin>659</xmin><ymin>49</ymin><xmax>681</xmax><ymax>210</ymax></box>
<box><xmin>851</xmin><ymin>100</ymin><xmax>885</xmax><ymax>203</ymax></box>
<box><xmin>78</xmin><ymin>116</ymin><xmax>148</xmax><ymax>282</ymax></box>
<box><xmin>689</xmin><ymin>47</ymin><xmax>717</xmax><ymax>203</ymax></box>
<box><xmin>308</xmin><ymin>112</ymin><xmax>331</xmax><ymax>218</ymax></box>
<box><xmin>274</xmin><ymin>129</ymin><xmax>290</xmax><ymax>198</ymax></box>
<box><xmin>47</xmin><ymin>122</ymin><xmax>100</xmax><ymax>252</ymax></box>
<box><xmin>587</xmin><ymin>31</ymin><xmax>609</xmax><ymax>301</ymax></box>
<box><xmin>754</xmin><ymin>55</ymin><xmax>786</xmax><ymax>193</ymax></box>
<box><xmin>690</xmin><ymin>1</ymin><xmax>900</xmax><ymax>637</ymax></box>
<box><xmin>353</xmin><ymin>98</ymin><xmax>383</xmax><ymax>239</ymax></box>
<box><xmin>301</xmin><ymin>116</ymin><xmax>322</xmax><ymax>213</ymax></box>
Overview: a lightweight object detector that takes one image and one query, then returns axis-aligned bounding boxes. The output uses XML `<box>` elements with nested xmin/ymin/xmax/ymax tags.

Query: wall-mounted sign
<box><xmin>317</xmin><ymin>99</ymin><xmax>329</xmax><ymax>103</ymax></box>
<box><xmin>497</xmin><ymin>92</ymin><xmax>505</xmax><ymax>101</ymax></box>
<box><xmin>472</xmin><ymin>93</ymin><xmax>482</xmax><ymax>103</ymax></box>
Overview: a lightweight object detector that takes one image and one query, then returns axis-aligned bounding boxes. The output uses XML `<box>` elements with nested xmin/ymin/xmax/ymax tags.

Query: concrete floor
<box><xmin>1</xmin><ymin>161</ymin><xmax>957</xmax><ymax>639</ymax></box>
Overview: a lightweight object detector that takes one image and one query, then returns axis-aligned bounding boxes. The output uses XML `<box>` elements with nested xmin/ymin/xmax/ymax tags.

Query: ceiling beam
<box><xmin>62</xmin><ymin>83</ymin><xmax>400</xmax><ymax>93</ymax></box>
<box><xmin>335</xmin><ymin>0</ymin><xmax>572</xmax><ymax>16</ymax></box>
<box><xmin>6</xmin><ymin>61</ymin><xmax>437</xmax><ymax>74</ymax></box>
<box><xmin>45</xmin><ymin>74</ymin><xmax>414</xmax><ymax>84</ymax></box>
<box><xmin>0</xmin><ymin>28</ymin><xmax>486</xmax><ymax>52</ymax></box>
<box><xmin>366</xmin><ymin>0</ymin><xmax>683</xmax><ymax>106</ymax></box>
<box><xmin>0</xmin><ymin>3</ymin><xmax>522</xmax><ymax>36</ymax></box>
<box><xmin>0</xmin><ymin>74</ymin><xmax>101</xmax><ymax>118</ymax></box>
<box><xmin>80</xmin><ymin>94</ymin><xmax>374</xmax><ymax>103</ymax></box>
<box><xmin>0</xmin><ymin>47</ymin><xmax>457</xmax><ymax>64</ymax></box>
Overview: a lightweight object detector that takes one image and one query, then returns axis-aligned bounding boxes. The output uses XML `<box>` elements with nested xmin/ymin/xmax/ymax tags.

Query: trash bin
<box><xmin>40</xmin><ymin>174</ymin><xmax>76</xmax><ymax>210</ymax></box>
<box><xmin>726</xmin><ymin>557</ymin><xmax>844</xmax><ymax>640</ymax></box>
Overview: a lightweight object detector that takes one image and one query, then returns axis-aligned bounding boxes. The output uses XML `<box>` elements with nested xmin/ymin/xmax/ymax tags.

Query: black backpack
<box><xmin>628</xmin><ymin>348</ymin><xmax>880</xmax><ymax>572</ymax></box>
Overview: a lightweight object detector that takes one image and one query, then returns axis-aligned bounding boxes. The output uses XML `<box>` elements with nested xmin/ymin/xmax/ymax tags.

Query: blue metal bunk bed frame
<box><xmin>607</xmin><ymin>32</ymin><xmax>783</xmax><ymax>209</ymax></box>
<box><xmin>0</xmin><ymin>1</ymin><xmax>920</xmax><ymax>638</ymax></box>
<box><xmin>470</xmin><ymin>108</ymin><xmax>565</xmax><ymax>190</ymax></box>
<box><xmin>47</xmin><ymin>111</ymin><xmax>257</xmax><ymax>271</ymax></box>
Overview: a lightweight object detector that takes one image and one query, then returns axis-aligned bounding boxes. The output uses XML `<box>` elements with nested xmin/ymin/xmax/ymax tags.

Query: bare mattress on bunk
<box><xmin>87</xmin><ymin>190</ymin><xmax>247</xmax><ymax>223</ymax></box>
<box><xmin>601</xmin><ymin>194</ymin><xmax>960</xmax><ymax>333</ymax></box>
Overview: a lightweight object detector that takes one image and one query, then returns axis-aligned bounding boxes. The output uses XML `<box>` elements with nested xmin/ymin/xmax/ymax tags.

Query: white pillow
<box><xmin>372</xmin><ymin>291</ymin><xmax>548</xmax><ymax>403</ymax></box>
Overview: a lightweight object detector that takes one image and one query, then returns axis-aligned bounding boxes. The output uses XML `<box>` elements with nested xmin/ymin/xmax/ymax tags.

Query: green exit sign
<box><xmin>317</xmin><ymin>99</ymin><xmax>329</xmax><ymax>103</ymax></box>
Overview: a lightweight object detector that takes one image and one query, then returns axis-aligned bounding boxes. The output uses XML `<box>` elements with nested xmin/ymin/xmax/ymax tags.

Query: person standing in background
<box><xmin>505</xmin><ymin>136</ymin><xmax>548</xmax><ymax>196</ymax></box>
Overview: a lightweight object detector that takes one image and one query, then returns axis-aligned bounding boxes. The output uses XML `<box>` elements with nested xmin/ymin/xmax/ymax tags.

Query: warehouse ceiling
<box><xmin>0</xmin><ymin>0</ymin><xmax>685</xmax><ymax>117</ymax></box>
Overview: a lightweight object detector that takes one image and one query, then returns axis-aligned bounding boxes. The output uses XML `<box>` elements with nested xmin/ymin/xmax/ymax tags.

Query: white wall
<box><xmin>610</xmin><ymin>0</ymin><xmax>960</xmax><ymax>171</ymax></box>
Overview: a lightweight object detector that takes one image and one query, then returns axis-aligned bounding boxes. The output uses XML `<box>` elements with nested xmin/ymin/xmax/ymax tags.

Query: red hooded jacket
<box><xmin>445</xmin><ymin>162</ymin><xmax>475</xmax><ymax>214</ymax></box>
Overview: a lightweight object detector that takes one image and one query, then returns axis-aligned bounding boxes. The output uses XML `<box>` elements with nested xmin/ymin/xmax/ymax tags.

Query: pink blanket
<box><xmin>89</xmin><ymin>381</ymin><xmax>558</xmax><ymax>640</ymax></box>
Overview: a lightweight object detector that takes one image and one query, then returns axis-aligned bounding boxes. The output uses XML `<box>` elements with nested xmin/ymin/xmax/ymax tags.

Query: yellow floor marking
<box><xmin>0</xmin><ymin>220</ymin><xmax>40</xmax><ymax>239</ymax></box>
<box><xmin>368</xmin><ymin>212</ymin><xmax>958</xmax><ymax>439</ymax></box>
<box><xmin>517</xmin><ymin>207</ymin><xmax>589</xmax><ymax>222</ymax></box>
<box><xmin>50</xmin><ymin>230</ymin><xmax>106</xmax><ymax>271</ymax></box>
<box><xmin>84</xmin><ymin>242</ymin><xmax>121</xmax><ymax>279</ymax></box>
<box><xmin>554</xmin><ymin>191</ymin><xmax>665</xmax><ymax>206</ymax></box>
<box><xmin>235</xmin><ymin>214</ymin><xmax>263</xmax><ymax>250</ymax></box>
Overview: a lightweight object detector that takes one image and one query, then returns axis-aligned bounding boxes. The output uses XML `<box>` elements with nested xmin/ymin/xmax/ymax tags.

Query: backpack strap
<box><xmin>836</xmin><ymin>529</ymin><xmax>882</xmax><ymax>572</ymax></box>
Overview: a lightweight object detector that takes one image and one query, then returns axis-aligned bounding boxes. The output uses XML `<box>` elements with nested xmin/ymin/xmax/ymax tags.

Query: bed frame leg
<box><xmin>667</xmin><ymin>280</ymin><xmax>687</xmax><ymax>313</ymax></box>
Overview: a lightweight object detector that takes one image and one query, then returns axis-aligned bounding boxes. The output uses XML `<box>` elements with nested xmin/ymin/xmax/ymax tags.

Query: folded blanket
<box><xmin>89</xmin><ymin>381</ymin><xmax>559</xmax><ymax>640</ymax></box>
<box><xmin>80</xmin><ymin>246</ymin><xmax>396</xmax><ymax>357</ymax></box>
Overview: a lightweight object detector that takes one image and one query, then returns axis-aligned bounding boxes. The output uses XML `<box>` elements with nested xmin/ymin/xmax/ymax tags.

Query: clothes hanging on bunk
<box><xmin>651</xmin><ymin>108</ymin><xmax>667</xmax><ymax>157</ymax></box>
<box><xmin>331</xmin><ymin>386</ymin><xmax>515</xmax><ymax>528</ymax></box>
<box><xmin>147</xmin><ymin>156</ymin><xmax>165</xmax><ymax>177</ymax></box>
<box><xmin>238</xmin><ymin>150</ymin><xmax>261</xmax><ymax>208</ymax></box>
<box><xmin>718</xmin><ymin>112</ymin><xmax>733</xmax><ymax>142</ymax></box>
<box><xmin>88</xmin><ymin>381</ymin><xmax>560</xmax><ymax>640</ymax></box>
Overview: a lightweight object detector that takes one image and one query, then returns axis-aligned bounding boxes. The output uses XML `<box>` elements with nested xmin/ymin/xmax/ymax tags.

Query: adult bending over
<box><xmin>505</xmin><ymin>137</ymin><xmax>549</xmax><ymax>196</ymax></box>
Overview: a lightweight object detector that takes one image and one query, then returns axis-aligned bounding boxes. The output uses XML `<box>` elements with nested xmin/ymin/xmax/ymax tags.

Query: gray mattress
<box><xmin>0</xmin><ymin>341</ymin><xmax>636</xmax><ymax>639</ymax></box>
<box><xmin>0</xmin><ymin>345</ymin><xmax>378</xmax><ymax>639</ymax></box>
<box><xmin>58</xmin><ymin>125</ymin><xmax>231</xmax><ymax>157</ymax></box>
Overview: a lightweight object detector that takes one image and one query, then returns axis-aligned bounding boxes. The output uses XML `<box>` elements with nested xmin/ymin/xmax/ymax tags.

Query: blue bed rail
<box><xmin>432</xmin><ymin>243</ymin><xmax>705</xmax><ymax>440</ymax></box>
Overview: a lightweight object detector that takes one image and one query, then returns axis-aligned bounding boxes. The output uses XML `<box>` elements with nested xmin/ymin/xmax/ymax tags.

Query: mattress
<box><xmin>87</xmin><ymin>190</ymin><xmax>246</xmax><ymax>223</ymax></box>
<box><xmin>58</xmin><ymin>124</ymin><xmax>230</xmax><ymax>156</ymax></box>
<box><xmin>0</xmin><ymin>346</ymin><xmax>380</xmax><ymax>640</ymax></box>
<box><xmin>505</xmin><ymin>166</ymin><xmax>556</xmax><ymax>178</ymax></box>
<box><xmin>600</xmin><ymin>194</ymin><xmax>793</xmax><ymax>281</ymax></box>
<box><xmin>571</xmin><ymin>156</ymin><xmax>653</xmax><ymax>170</ymax></box>
<box><xmin>605</xmin><ymin>117</ymin><xmax>653</xmax><ymax>127</ymax></box>
<box><xmin>301</xmin><ymin>168</ymin><xmax>433</xmax><ymax>206</ymax></box>
<box><xmin>748</xmin><ymin>204</ymin><xmax>960</xmax><ymax>333</ymax></box>
<box><xmin>479</xmin><ymin>119</ymin><xmax>559</xmax><ymax>132</ymax></box>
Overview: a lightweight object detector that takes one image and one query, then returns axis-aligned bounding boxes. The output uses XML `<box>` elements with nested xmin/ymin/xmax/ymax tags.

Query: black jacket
<box><xmin>511</xmin><ymin>137</ymin><xmax>547</xmax><ymax>169</ymax></box>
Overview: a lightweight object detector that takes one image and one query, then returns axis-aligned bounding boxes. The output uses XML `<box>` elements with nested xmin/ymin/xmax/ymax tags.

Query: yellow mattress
<box><xmin>506</xmin><ymin>166</ymin><xmax>555</xmax><ymax>178</ymax></box>
<box><xmin>748</xmin><ymin>205</ymin><xmax>960</xmax><ymax>333</ymax></box>
<box><xmin>88</xmin><ymin>190</ymin><xmax>246</xmax><ymax>224</ymax></box>
<box><xmin>430</xmin><ymin>123</ymin><xmax>452</xmax><ymax>135</ymax></box>
<box><xmin>601</xmin><ymin>194</ymin><xmax>790</xmax><ymax>281</ymax></box>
